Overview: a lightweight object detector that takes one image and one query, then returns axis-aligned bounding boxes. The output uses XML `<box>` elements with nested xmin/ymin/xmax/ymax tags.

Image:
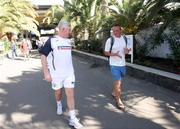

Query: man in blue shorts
<box><xmin>39</xmin><ymin>20</ymin><xmax>83</xmax><ymax>128</ymax></box>
<box><xmin>104</xmin><ymin>23</ymin><xmax>131</xmax><ymax>111</ymax></box>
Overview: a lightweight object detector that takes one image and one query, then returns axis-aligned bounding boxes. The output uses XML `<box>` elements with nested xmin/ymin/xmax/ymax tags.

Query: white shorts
<box><xmin>51</xmin><ymin>74</ymin><xmax>75</xmax><ymax>90</ymax></box>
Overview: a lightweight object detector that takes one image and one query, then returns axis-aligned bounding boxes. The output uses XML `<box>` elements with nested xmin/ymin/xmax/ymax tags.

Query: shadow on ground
<box><xmin>0</xmin><ymin>54</ymin><xmax>179</xmax><ymax>129</ymax></box>
<box><xmin>74</xmin><ymin>56</ymin><xmax>180</xmax><ymax>129</ymax></box>
<box><xmin>0</xmin><ymin>66</ymin><xmax>71</xmax><ymax>129</ymax></box>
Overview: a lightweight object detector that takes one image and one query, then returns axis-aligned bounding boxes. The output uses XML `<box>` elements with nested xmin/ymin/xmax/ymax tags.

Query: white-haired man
<box><xmin>39</xmin><ymin>20</ymin><xmax>83</xmax><ymax>129</ymax></box>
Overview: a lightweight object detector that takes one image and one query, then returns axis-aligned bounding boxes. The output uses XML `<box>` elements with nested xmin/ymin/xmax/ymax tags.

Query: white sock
<box><xmin>57</xmin><ymin>101</ymin><xmax>62</xmax><ymax>106</ymax></box>
<box><xmin>69</xmin><ymin>110</ymin><xmax>76</xmax><ymax>120</ymax></box>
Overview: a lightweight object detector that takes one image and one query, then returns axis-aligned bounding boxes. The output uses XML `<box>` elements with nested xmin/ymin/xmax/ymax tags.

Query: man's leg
<box><xmin>27</xmin><ymin>51</ymin><xmax>30</xmax><ymax>59</ymax></box>
<box><xmin>113</xmin><ymin>80</ymin><xmax>125</xmax><ymax>110</ymax></box>
<box><xmin>55</xmin><ymin>89</ymin><xmax>62</xmax><ymax>102</ymax></box>
<box><xmin>65</xmin><ymin>88</ymin><xmax>83</xmax><ymax>128</ymax></box>
<box><xmin>12</xmin><ymin>50</ymin><xmax>14</xmax><ymax>59</ymax></box>
<box><xmin>65</xmin><ymin>88</ymin><xmax>75</xmax><ymax>111</ymax></box>
<box><xmin>23</xmin><ymin>52</ymin><xmax>26</xmax><ymax>60</ymax></box>
<box><xmin>111</xmin><ymin>66</ymin><xmax>120</xmax><ymax>97</ymax></box>
<box><xmin>55</xmin><ymin>89</ymin><xmax>63</xmax><ymax>115</ymax></box>
<box><xmin>113</xmin><ymin>80</ymin><xmax>121</xmax><ymax>98</ymax></box>
<box><xmin>15</xmin><ymin>50</ymin><xmax>17</xmax><ymax>57</ymax></box>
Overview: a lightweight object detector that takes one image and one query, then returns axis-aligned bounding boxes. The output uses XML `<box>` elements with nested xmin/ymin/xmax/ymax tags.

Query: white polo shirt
<box><xmin>105</xmin><ymin>36</ymin><xmax>126</xmax><ymax>66</ymax></box>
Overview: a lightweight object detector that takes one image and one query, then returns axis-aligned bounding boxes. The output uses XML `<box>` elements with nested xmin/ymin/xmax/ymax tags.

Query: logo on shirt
<box><xmin>57</xmin><ymin>46</ymin><xmax>71</xmax><ymax>50</ymax></box>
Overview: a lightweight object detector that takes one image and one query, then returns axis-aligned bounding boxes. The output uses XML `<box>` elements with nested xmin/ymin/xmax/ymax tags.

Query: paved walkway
<box><xmin>0</xmin><ymin>52</ymin><xmax>179</xmax><ymax>129</ymax></box>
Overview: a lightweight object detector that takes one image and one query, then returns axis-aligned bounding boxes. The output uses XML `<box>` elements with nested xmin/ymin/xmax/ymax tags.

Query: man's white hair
<box><xmin>58</xmin><ymin>20</ymin><xmax>70</xmax><ymax>28</ymax></box>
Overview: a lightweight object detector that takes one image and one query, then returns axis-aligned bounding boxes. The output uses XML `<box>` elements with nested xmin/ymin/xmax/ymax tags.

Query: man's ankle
<box><xmin>57</xmin><ymin>100</ymin><xmax>62</xmax><ymax>106</ymax></box>
<box><xmin>69</xmin><ymin>110</ymin><xmax>76</xmax><ymax>119</ymax></box>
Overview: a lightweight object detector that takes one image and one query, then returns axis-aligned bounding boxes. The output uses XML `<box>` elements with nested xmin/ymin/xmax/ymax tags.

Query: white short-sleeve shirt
<box><xmin>105</xmin><ymin>36</ymin><xmax>126</xmax><ymax>66</ymax></box>
<box><xmin>40</xmin><ymin>36</ymin><xmax>74</xmax><ymax>78</ymax></box>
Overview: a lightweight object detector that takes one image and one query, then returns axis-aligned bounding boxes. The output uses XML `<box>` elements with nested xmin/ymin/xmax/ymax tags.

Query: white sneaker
<box><xmin>56</xmin><ymin>105</ymin><xmax>63</xmax><ymax>115</ymax></box>
<box><xmin>69</xmin><ymin>117</ymin><xmax>83</xmax><ymax>129</ymax></box>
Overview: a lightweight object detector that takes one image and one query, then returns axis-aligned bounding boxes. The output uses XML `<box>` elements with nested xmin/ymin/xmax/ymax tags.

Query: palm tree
<box><xmin>64</xmin><ymin>0</ymin><xmax>104</xmax><ymax>40</ymax></box>
<box><xmin>43</xmin><ymin>5</ymin><xmax>65</xmax><ymax>27</ymax></box>
<box><xmin>42</xmin><ymin>0</ymin><xmax>109</xmax><ymax>41</ymax></box>
<box><xmin>104</xmin><ymin>0</ymin><xmax>176</xmax><ymax>34</ymax></box>
<box><xmin>0</xmin><ymin>0</ymin><xmax>40</xmax><ymax>40</ymax></box>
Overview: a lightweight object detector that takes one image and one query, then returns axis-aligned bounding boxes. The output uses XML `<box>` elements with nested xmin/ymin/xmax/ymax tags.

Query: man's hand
<box><xmin>124</xmin><ymin>48</ymin><xmax>131</xmax><ymax>54</ymax></box>
<box><xmin>104</xmin><ymin>51</ymin><xmax>121</xmax><ymax>58</ymax></box>
<box><xmin>41</xmin><ymin>55</ymin><xmax>52</xmax><ymax>82</ymax></box>
<box><xmin>112</xmin><ymin>51</ymin><xmax>122</xmax><ymax>58</ymax></box>
<box><xmin>44</xmin><ymin>72</ymin><xmax>52</xmax><ymax>82</ymax></box>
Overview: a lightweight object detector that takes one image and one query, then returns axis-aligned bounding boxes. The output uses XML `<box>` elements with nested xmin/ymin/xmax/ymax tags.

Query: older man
<box><xmin>39</xmin><ymin>20</ymin><xmax>83</xmax><ymax>129</ymax></box>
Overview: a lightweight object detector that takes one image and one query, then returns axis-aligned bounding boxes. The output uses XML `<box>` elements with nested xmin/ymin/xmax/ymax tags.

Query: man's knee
<box><xmin>55</xmin><ymin>89</ymin><xmax>61</xmax><ymax>95</ymax></box>
<box><xmin>114</xmin><ymin>80</ymin><xmax>121</xmax><ymax>86</ymax></box>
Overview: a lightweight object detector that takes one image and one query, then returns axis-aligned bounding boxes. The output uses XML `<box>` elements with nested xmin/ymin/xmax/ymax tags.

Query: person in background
<box><xmin>21</xmin><ymin>38</ymin><xmax>30</xmax><ymax>60</ymax></box>
<box><xmin>39</xmin><ymin>20</ymin><xmax>83</xmax><ymax>129</ymax></box>
<box><xmin>11</xmin><ymin>35</ymin><xmax>18</xmax><ymax>59</ymax></box>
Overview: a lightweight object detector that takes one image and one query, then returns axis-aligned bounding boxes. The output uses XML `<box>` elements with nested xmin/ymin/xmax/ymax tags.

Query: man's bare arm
<box><xmin>124</xmin><ymin>48</ymin><xmax>131</xmax><ymax>54</ymax></box>
<box><xmin>40</xmin><ymin>55</ymin><xmax>52</xmax><ymax>82</ymax></box>
<box><xmin>104</xmin><ymin>51</ymin><xmax>122</xmax><ymax>58</ymax></box>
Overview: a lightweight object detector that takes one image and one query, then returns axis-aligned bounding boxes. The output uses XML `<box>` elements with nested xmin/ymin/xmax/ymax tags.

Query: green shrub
<box><xmin>75</xmin><ymin>39</ymin><xmax>103</xmax><ymax>55</ymax></box>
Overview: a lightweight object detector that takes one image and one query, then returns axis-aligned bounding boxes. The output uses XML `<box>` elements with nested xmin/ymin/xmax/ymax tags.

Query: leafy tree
<box><xmin>0</xmin><ymin>0</ymin><xmax>40</xmax><ymax>40</ymax></box>
<box><xmin>43</xmin><ymin>5</ymin><xmax>65</xmax><ymax>27</ymax></box>
<box><xmin>64</xmin><ymin>0</ymin><xmax>105</xmax><ymax>40</ymax></box>
<box><xmin>105</xmin><ymin>0</ymin><xmax>173</xmax><ymax>33</ymax></box>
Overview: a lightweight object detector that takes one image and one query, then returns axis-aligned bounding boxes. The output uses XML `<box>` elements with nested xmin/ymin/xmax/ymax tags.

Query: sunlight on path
<box><xmin>0</xmin><ymin>58</ymin><xmax>41</xmax><ymax>83</ymax></box>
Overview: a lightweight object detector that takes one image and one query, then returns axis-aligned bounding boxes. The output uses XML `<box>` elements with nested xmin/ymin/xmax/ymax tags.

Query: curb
<box><xmin>73</xmin><ymin>50</ymin><xmax>180</xmax><ymax>92</ymax></box>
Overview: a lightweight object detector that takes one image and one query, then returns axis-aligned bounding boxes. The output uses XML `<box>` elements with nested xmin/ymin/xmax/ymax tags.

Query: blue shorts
<box><xmin>110</xmin><ymin>66</ymin><xmax>126</xmax><ymax>80</ymax></box>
